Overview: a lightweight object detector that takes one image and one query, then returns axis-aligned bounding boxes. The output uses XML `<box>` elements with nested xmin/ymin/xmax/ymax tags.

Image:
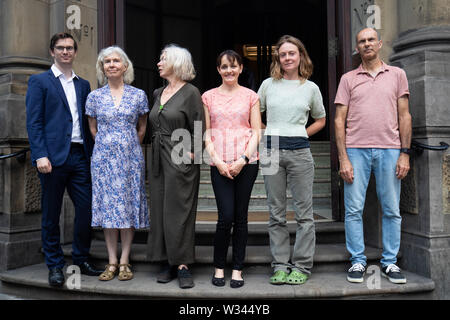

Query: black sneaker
<box><xmin>178</xmin><ymin>267</ymin><xmax>195</xmax><ymax>289</ymax></box>
<box><xmin>382</xmin><ymin>264</ymin><xmax>407</xmax><ymax>284</ymax></box>
<box><xmin>347</xmin><ymin>263</ymin><xmax>366</xmax><ymax>283</ymax></box>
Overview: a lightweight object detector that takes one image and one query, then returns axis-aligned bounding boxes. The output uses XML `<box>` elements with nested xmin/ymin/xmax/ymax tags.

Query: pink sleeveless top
<box><xmin>202</xmin><ymin>86</ymin><xmax>259</xmax><ymax>164</ymax></box>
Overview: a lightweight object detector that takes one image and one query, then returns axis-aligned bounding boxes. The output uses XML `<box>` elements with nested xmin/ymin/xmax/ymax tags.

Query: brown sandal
<box><xmin>118</xmin><ymin>264</ymin><xmax>133</xmax><ymax>281</ymax></box>
<box><xmin>99</xmin><ymin>264</ymin><xmax>118</xmax><ymax>281</ymax></box>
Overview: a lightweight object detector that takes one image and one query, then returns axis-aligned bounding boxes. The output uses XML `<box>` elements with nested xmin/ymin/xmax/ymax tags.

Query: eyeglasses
<box><xmin>54</xmin><ymin>46</ymin><xmax>75</xmax><ymax>52</ymax></box>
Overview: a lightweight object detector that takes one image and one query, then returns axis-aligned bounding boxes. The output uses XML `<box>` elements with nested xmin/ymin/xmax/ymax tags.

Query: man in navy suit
<box><xmin>26</xmin><ymin>33</ymin><xmax>102</xmax><ymax>287</ymax></box>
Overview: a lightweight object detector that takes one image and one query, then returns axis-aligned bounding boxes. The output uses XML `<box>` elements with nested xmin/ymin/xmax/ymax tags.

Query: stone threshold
<box><xmin>0</xmin><ymin>263</ymin><xmax>435</xmax><ymax>300</ymax></box>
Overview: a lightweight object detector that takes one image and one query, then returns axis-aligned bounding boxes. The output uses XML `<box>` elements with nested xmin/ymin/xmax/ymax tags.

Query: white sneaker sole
<box><xmin>382</xmin><ymin>272</ymin><xmax>407</xmax><ymax>284</ymax></box>
<box><xmin>347</xmin><ymin>276</ymin><xmax>364</xmax><ymax>283</ymax></box>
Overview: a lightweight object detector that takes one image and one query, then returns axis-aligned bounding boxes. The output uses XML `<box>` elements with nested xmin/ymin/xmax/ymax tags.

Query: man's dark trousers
<box><xmin>38</xmin><ymin>143</ymin><xmax>92</xmax><ymax>269</ymax></box>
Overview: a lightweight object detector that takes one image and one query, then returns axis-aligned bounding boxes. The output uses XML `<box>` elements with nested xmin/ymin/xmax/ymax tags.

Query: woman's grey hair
<box><xmin>161</xmin><ymin>44</ymin><xmax>196</xmax><ymax>81</ymax></box>
<box><xmin>96</xmin><ymin>46</ymin><xmax>134</xmax><ymax>86</ymax></box>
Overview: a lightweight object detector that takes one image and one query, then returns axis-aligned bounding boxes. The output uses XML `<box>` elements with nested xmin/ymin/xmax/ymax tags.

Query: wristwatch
<box><xmin>241</xmin><ymin>155</ymin><xmax>250</xmax><ymax>164</ymax></box>
<box><xmin>400</xmin><ymin>148</ymin><xmax>412</xmax><ymax>155</ymax></box>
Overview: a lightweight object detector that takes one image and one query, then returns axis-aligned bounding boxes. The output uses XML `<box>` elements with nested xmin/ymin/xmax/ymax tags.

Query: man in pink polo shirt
<box><xmin>334</xmin><ymin>28</ymin><xmax>412</xmax><ymax>284</ymax></box>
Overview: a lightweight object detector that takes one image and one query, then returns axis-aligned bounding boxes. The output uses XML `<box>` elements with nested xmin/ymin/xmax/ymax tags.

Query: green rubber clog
<box><xmin>286</xmin><ymin>270</ymin><xmax>308</xmax><ymax>285</ymax></box>
<box><xmin>270</xmin><ymin>270</ymin><xmax>289</xmax><ymax>285</ymax></box>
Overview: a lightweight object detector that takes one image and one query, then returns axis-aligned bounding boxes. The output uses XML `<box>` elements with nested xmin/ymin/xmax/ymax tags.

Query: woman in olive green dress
<box><xmin>147</xmin><ymin>44</ymin><xmax>205</xmax><ymax>289</ymax></box>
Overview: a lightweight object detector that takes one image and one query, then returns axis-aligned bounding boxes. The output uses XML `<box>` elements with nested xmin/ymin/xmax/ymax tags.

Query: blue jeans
<box><xmin>344</xmin><ymin>148</ymin><xmax>402</xmax><ymax>267</ymax></box>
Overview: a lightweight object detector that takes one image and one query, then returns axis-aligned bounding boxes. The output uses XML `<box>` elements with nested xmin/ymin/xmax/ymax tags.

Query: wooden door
<box><xmin>331</xmin><ymin>0</ymin><xmax>353</xmax><ymax>221</ymax></box>
<box><xmin>97</xmin><ymin>0</ymin><xmax>125</xmax><ymax>49</ymax></box>
<box><xmin>98</xmin><ymin>0</ymin><xmax>353</xmax><ymax>222</ymax></box>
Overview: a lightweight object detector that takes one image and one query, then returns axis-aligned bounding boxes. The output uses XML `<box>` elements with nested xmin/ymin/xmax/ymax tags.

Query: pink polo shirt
<box><xmin>202</xmin><ymin>86</ymin><xmax>259</xmax><ymax>164</ymax></box>
<box><xmin>334</xmin><ymin>62</ymin><xmax>410</xmax><ymax>149</ymax></box>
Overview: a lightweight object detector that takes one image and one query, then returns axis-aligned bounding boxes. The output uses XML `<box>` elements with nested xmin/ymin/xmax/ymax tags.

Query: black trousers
<box><xmin>211</xmin><ymin>163</ymin><xmax>259</xmax><ymax>270</ymax></box>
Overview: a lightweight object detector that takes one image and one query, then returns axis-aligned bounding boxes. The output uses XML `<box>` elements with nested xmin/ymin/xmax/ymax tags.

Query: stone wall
<box><xmin>398</xmin><ymin>0</ymin><xmax>450</xmax><ymax>32</ymax></box>
<box><xmin>392</xmin><ymin>0</ymin><xmax>450</xmax><ymax>299</ymax></box>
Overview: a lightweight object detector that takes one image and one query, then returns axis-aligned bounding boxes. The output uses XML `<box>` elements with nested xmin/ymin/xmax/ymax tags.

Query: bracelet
<box><xmin>240</xmin><ymin>155</ymin><xmax>250</xmax><ymax>164</ymax></box>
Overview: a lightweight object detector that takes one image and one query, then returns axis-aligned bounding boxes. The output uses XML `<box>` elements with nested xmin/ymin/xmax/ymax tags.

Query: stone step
<box><xmin>195</xmin><ymin>208</ymin><xmax>333</xmax><ymax>222</ymax></box>
<box><xmin>196</xmin><ymin>194</ymin><xmax>332</xmax><ymax>215</ymax></box>
<box><xmin>200</xmin><ymin>154</ymin><xmax>331</xmax><ymax>168</ymax></box>
<box><xmin>199</xmin><ymin>165</ymin><xmax>331</xmax><ymax>181</ymax></box>
<box><xmin>194</xmin><ymin>221</ymin><xmax>344</xmax><ymax>245</ymax></box>
<box><xmin>195</xmin><ymin>207</ymin><xmax>333</xmax><ymax>221</ymax></box>
<box><xmin>195</xmin><ymin>221</ymin><xmax>345</xmax><ymax>246</ymax></box>
<box><xmin>309</xmin><ymin>141</ymin><xmax>331</xmax><ymax>154</ymax></box>
<box><xmin>93</xmin><ymin>221</ymin><xmax>345</xmax><ymax>245</ymax></box>
<box><xmin>0</xmin><ymin>263</ymin><xmax>435</xmax><ymax>300</ymax></box>
<box><xmin>198</xmin><ymin>179</ymin><xmax>332</xmax><ymax>196</ymax></box>
<box><xmin>197</xmin><ymin>199</ymin><xmax>333</xmax><ymax>214</ymax></box>
<box><xmin>61</xmin><ymin>240</ymin><xmax>385</xmax><ymax>274</ymax></box>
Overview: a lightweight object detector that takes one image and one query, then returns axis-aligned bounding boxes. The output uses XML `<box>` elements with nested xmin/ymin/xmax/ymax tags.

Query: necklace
<box><xmin>110</xmin><ymin>86</ymin><xmax>123</xmax><ymax>103</ymax></box>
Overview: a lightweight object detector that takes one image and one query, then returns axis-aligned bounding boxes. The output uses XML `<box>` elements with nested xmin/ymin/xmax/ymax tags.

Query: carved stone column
<box><xmin>0</xmin><ymin>0</ymin><xmax>51</xmax><ymax>271</ymax></box>
<box><xmin>391</xmin><ymin>1</ymin><xmax>450</xmax><ymax>298</ymax></box>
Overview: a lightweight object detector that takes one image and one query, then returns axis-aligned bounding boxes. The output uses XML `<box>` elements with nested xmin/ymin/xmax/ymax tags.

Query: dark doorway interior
<box><xmin>125</xmin><ymin>0</ymin><xmax>330</xmax><ymax>141</ymax></box>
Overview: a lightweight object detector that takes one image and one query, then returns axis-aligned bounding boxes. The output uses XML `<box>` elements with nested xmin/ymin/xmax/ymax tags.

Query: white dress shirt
<box><xmin>51</xmin><ymin>64</ymin><xmax>83</xmax><ymax>144</ymax></box>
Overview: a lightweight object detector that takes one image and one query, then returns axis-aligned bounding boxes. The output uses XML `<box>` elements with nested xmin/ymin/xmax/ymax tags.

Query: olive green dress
<box><xmin>147</xmin><ymin>83</ymin><xmax>205</xmax><ymax>265</ymax></box>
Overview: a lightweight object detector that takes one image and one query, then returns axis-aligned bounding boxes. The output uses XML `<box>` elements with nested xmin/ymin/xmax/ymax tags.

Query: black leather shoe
<box><xmin>48</xmin><ymin>268</ymin><xmax>65</xmax><ymax>287</ymax></box>
<box><xmin>77</xmin><ymin>262</ymin><xmax>103</xmax><ymax>276</ymax></box>
<box><xmin>157</xmin><ymin>264</ymin><xmax>177</xmax><ymax>283</ymax></box>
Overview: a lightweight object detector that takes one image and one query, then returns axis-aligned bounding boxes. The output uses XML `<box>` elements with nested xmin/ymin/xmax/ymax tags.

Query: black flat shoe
<box><xmin>157</xmin><ymin>264</ymin><xmax>177</xmax><ymax>283</ymax></box>
<box><xmin>77</xmin><ymin>262</ymin><xmax>103</xmax><ymax>276</ymax></box>
<box><xmin>212</xmin><ymin>275</ymin><xmax>225</xmax><ymax>287</ymax></box>
<box><xmin>48</xmin><ymin>268</ymin><xmax>65</xmax><ymax>287</ymax></box>
<box><xmin>230</xmin><ymin>278</ymin><xmax>245</xmax><ymax>289</ymax></box>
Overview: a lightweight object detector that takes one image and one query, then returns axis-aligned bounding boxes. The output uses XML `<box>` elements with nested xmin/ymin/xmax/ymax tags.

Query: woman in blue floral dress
<box><xmin>85</xmin><ymin>46</ymin><xmax>149</xmax><ymax>281</ymax></box>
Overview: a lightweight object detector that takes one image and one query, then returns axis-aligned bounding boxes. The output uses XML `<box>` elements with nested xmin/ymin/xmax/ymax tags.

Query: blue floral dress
<box><xmin>85</xmin><ymin>84</ymin><xmax>149</xmax><ymax>229</ymax></box>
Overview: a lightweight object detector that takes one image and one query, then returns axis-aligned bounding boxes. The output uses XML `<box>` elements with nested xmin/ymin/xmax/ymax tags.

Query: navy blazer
<box><xmin>26</xmin><ymin>69</ymin><xmax>94</xmax><ymax>167</ymax></box>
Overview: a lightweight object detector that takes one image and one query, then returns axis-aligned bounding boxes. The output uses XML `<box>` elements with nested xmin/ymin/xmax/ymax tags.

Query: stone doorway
<box><xmin>103</xmin><ymin>0</ymin><xmax>346</xmax><ymax>221</ymax></box>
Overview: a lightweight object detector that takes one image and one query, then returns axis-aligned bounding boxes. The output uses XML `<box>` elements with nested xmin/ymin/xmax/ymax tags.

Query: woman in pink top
<box><xmin>202</xmin><ymin>50</ymin><xmax>262</xmax><ymax>288</ymax></box>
